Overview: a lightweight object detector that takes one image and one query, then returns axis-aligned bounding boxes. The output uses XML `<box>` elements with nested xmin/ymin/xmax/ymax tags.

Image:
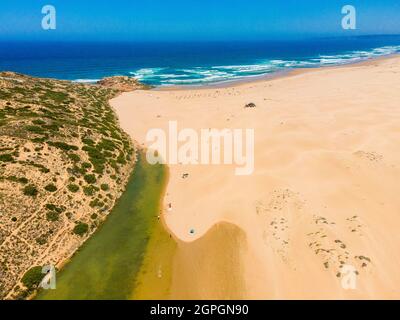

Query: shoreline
<box><xmin>3</xmin><ymin>52</ymin><xmax>398</xmax><ymax>91</ymax></box>
<box><xmin>112</xmin><ymin>54</ymin><xmax>400</xmax><ymax>299</ymax></box>
<box><xmin>152</xmin><ymin>53</ymin><xmax>400</xmax><ymax>91</ymax></box>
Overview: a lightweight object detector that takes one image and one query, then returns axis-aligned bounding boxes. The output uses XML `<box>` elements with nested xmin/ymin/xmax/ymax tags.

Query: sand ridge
<box><xmin>111</xmin><ymin>56</ymin><xmax>400</xmax><ymax>299</ymax></box>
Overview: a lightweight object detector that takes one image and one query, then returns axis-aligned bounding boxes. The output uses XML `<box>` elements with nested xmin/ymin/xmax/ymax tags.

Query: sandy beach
<box><xmin>111</xmin><ymin>56</ymin><xmax>400</xmax><ymax>299</ymax></box>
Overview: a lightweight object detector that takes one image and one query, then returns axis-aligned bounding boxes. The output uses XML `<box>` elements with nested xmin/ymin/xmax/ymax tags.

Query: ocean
<box><xmin>1</xmin><ymin>35</ymin><xmax>400</xmax><ymax>86</ymax></box>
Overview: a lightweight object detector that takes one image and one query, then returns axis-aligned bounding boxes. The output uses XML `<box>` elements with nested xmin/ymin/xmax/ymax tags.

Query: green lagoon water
<box><xmin>37</xmin><ymin>154</ymin><xmax>166</xmax><ymax>300</ymax></box>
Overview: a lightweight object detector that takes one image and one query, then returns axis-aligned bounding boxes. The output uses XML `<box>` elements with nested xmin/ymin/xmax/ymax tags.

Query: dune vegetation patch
<box><xmin>0</xmin><ymin>72</ymin><xmax>136</xmax><ymax>299</ymax></box>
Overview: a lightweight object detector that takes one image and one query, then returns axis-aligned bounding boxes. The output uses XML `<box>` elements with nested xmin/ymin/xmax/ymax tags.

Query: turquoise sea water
<box><xmin>0</xmin><ymin>35</ymin><xmax>400</xmax><ymax>86</ymax></box>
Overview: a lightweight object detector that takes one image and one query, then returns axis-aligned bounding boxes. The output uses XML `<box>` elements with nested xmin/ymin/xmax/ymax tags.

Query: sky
<box><xmin>0</xmin><ymin>0</ymin><xmax>399</xmax><ymax>41</ymax></box>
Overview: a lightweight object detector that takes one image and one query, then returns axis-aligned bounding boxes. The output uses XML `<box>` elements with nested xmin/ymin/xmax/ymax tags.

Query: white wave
<box><xmin>213</xmin><ymin>64</ymin><xmax>275</xmax><ymax>73</ymax></box>
<box><xmin>129</xmin><ymin>44</ymin><xmax>400</xmax><ymax>86</ymax></box>
<box><xmin>316</xmin><ymin>45</ymin><xmax>400</xmax><ymax>66</ymax></box>
<box><xmin>156</xmin><ymin>74</ymin><xmax>191</xmax><ymax>79</ymax></box>
<box><xmin>73</xmin><ymin>79</ymin><xmax>100</xmax><ymax>83</ymax></box>
<box><xmin>270</xmin><ymin>59</ymin><xmax>286</xmax><ymax>64</ymax></box>
<box><xmin>130</xmin><ymin>67</ymin><xmax>165</xmax><ymax>79</ymax></box>
<box><xmin>163</xmin><ymin>73</ymin><xmax>242</xmax><ymax>85</ymax></box>
<box><xmin>282</xmin><ymin>60</ymin><xmax>316</xmax><ymax>67</ymax></box>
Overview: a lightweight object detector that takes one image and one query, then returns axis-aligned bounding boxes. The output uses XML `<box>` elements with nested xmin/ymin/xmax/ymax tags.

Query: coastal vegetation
<box><xmin>0</xmin><ymin>72</ymin><xmax>135</xmax><ymax>299</ymax></box>
<box><xmin>21</xmin><ymin>266</ymin><xmax>44</xmax><ymax>291</ymax></box>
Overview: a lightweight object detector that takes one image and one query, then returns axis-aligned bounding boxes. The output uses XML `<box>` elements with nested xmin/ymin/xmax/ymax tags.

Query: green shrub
<box><xmin>98</xmin><ymin>138</ymin><xmax>116</xmax><ymax>151</ymax></box>
<box><xmin>26</xmin><ymin>125</ymin><xmax>45</xmax><ymax>134</ymax></box>
<box><xmin>18</xmin><ymin>177</ymin><xmax>29</xmax><ymax>184</ymax></box>
<box><xmin>2</xmin><ymin>176</ymin><xmax>28</xmax><ymax>184</ymax></box>
<box><xmin>46</xmin><ymin>211</ymin><xmax>59</xmax><ymax>222</ymax></box>
<box><xmin>100</xmin><ymin>183</ymin><xmax>109</xmax><ymax>191</ymax></box>
<box><xmin>44</xmin><ymin>183</ymin><xmax>57</xmax><ymax>192</ymax></box>
<box><xmin>36</xmin><ymin>236</ymin><xmax>47</xmax><ymax>245</ymax></box>
<box><xmin>0</xmin><ymin>154</ymin><xmax>14</xmax><ymax>162</ymax></box>
<box><xmin>117</xmin><ymin>152</ymin><xmax>126</xmax><ymax>164</ymax></box>
<box><xmin>82</xmin><ymin>138</ymin><xmax>95</xmax><ymax>146</ymax></box>
<box><xmin>48</xmin><ymin>141</ymin><xmax>78</xmax><ymax>151</ymax></box>
<box><xmin>32</xmin><ymin>136</ymin><xmax>48</xmax><ymax>143</ymax></box>
<box><xmin>73</xmin><ymin>222</ymin><xmax>88</xmax><ymax>236</ymax></box>
<box><xmin>21</xmin><ymin>266</ymin><xmax>44</xmax><ymax>290</ymax></box>
<box><xmin>89</xmin><ymin>198</ymin><xmax>104</xmax><ymax>208</ymax></box>
<box><xmin>42</xmin><ymin>90</ymin><xmax>68</xmax><ymax>103</ymax></box>
<box><xmin>92</xmin><ymin>163</ymin><xmax>105</xmax><ymax>174</ymax></box>
<box><xmin>68</xmin><ymin>153</ymin><xmax>80</xmax><ymax>162</ymax></box>
<box><xmin>71</xmin><ymin>165</ymin><xmax>86</xmax><ymax>176</ymax></box>
<box><xmin>46</xmin><ymin>203</ymin><xmax>57</xmax><ymax>211</ymax></box>
<box><xmin>67</xmin><ymin>184</ymin><xmax>79</xmax><ymax>193</ymax></box>
<box><xmin>82</xmin><ymin>162</ymin><xmax>92</xmax><ymax>169</ymax></box>
<box><xmin>43</xmin><ymin>124</ymin><xmax>60</xmax><ymax>132</ymax></box>
<box><xmin>84</xmin><ymin>174</ymin><xmax>96</xmax><ymax>184</ymax></box>
<box><xmin>23</xmin><ymin>184</ymin><xmax>38</xmax><ymax>196</ymax></box>
<box><xmin>32</xmin><ymin>119</ymin><xmax>46</xmax><ymax>125</ymax></box>
<box><xmin>82</xmin><ymin>146</ymin><xmax>106</xmax><ymax>174</ymax></box>
<box><xmin>46</xmin><ymin>204</ymin><xmax>66</xmax><ymax>213</ymax></box>
<box><xmin>83</xmin><ymin>185</ymin><xmax>98</xmax><ymax>196</ymax></box>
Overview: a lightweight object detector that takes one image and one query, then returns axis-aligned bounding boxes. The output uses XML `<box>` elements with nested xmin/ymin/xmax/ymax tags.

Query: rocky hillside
<box><xmin>0</xmin><ymin>72</ymin><xmax>137</xmax><ymax>299</ymax></box>
<box><xmin>97</xmin><ymin>76</ymin><xmax>151</xmax><ymax>91</ymax></box>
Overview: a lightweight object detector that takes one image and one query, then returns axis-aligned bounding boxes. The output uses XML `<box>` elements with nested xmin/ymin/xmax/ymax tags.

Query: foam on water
<box><xmin>2</xmin><ymin>37</ymin><xmax>399</xmax><ymax>86</ymax></box>
<box><xmin>127</xmin><ymin>44</ymin><xmax>400</xmax><ymax>86</ymax></box>
<box><xmin>72</xmin><ymin>79</ymin><xmax>101</xmax><ymax>83</ymax></box>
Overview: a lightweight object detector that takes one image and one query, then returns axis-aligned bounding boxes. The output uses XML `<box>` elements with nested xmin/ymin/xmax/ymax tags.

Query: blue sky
<box><xmin>0</xmin><ymin>0</ymin><xmax>399</xmax><ymax>41</ymax></box>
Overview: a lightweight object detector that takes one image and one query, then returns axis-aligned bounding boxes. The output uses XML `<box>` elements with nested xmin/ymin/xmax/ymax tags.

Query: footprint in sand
<box><xmin>257</xmin><ymin>189</ymin><xmax>305</xmax><ymax>266</ymax></box>
<box><xmin>307</xmin><ymin>214</ymin><xmax>372</xmax><ymax>279</ymax></box>
<box><xmin>345</xmin><ymin>215</ymin><xmax>364</xmax><ymax>236</ymax></box>
<box><xmin>353</xmin><ymin>150</ymin><xmax>383</xmax><ymax>163</ymax></box>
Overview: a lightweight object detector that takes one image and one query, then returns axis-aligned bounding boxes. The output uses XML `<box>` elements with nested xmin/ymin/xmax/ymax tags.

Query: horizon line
<box><xmin>1</xmin><ymin>33</ymin><xmax>400</xmax><ymax>43</ymax></box>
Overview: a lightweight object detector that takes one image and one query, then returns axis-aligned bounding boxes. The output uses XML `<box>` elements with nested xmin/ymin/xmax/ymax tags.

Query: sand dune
<box><xmin>111</xmin><ymin>56</ymin><xmax>400</xmax><ymax>299</ymax></box>
<box><xmin>170</xmin><ymin>222</ymin><xmax>246</xmax><ymax>300</ymax></box>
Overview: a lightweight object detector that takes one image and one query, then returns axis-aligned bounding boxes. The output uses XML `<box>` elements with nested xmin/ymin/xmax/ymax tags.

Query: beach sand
<box><xmin>111</xmin><ymin>56</ymin><xmax>400</xmax><ymax>299</ymax></box>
